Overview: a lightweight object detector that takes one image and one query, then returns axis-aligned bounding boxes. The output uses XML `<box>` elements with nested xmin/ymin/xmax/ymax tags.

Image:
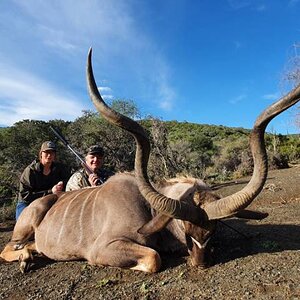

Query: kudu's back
<box><xmin>35</xmin><ymin>173</ymin><xmax>155</xmax><ymax>261</ymax></box>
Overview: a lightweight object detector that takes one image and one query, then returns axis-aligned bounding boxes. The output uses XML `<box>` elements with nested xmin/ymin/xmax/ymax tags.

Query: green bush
<box><xmin>0</xmin><ymin>101</ymin><xmax>299</xmax><ymax>202</ymax></box>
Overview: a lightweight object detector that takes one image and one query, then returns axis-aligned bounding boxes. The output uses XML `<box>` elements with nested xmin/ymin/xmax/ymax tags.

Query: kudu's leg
<box><xmin>0</xmin><ymin>194</ymin><xmax>58</xmax><ymax>266</ymax></box>
<box><xmin>18</xmin><ymin>242</ymin><xmax>37</xmax><ymax>273</ymax></box>
<box><xmin>88</xmin><ymin>239</ymin><xmax>161</xmax><ymax>273</ymax></box>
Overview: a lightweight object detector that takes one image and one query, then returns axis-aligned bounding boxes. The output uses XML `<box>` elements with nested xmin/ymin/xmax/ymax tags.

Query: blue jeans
<box><xmin>15</xmin><ymin>202</ymin><xmax>28</xmax><ymax>221</ymax></box>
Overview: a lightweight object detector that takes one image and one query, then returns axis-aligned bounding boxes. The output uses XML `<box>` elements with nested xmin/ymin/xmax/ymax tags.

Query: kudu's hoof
<box><xmin>19</xmin><ymin>261</ymin><xmax>30</xmax><ymax>273</ymax></box>
<box><xmin>18</xmin><ymin>252</ymin><xmax>33</xmax><ymax>273</ymax></box>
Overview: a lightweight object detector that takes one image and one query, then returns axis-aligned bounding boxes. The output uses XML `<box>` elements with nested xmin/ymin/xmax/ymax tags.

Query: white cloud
<box><xmin>234</xmin><ymin>41</ymin><xmax>242</xmax><ymax>49</ymax></box>
<box><xmin>0</xmin><ymin>64</ymin><xmax>84</xmax><ymax>126</ymax></box>
<box><xmin>12</xmin><ymin>0</ymin><xmax>145</xmax><ymax>57</ymax></box>
<box><xmin>38</xmin><ymin>25</ymin><xmax>78</xmax><ymax>52</ymax></box>
<box><xmin>288</xmin><ymin>0</ymin><xmax>300</xmax><ymax>7</ymax></box>
<box><xmin>97</xmin><ymin>87</ymin><xmax>114</xmax><ymax>101</ymax></box>
<box><xmin>262</xmin><ymin>93</ymin><xmax>279</xmax><ymax>100</ymax></box>
<box><xmin>158</xmin><ymin>82</ymin><xmax>175</xmax><ymax>111</ymax></box>
<box><xmin>102</xmin><ymin>95</ymin><xmax>114</xmax><ymax>101</ymax></box>
<box><xmin>154</xmin><ymin>56</ymin><xmax>176</xmax><ymax>111</ymax></box>
<box><xmin>0</xmin><ymin>0</ymin><xmax>176</xmax><ymax>119</ymax></box>
<box><xmin>98</xmin><ymin>87</ymin><xmax>113</xmax><ymax>93</ymax></box>
<box><xmin>256</xmin><ymin>5</ymin><xmax>266</xmax><ymax>11</ymax></box>
<box><xmin>227</xmin><ymin>0</ymin><xmax>251</xmax><ymax>10</ymax></box>
<box><xmin>159</xmin><ymin>100</ymin><xmax>173</xmax><ymax>111</ymax></box>
<box><xmin>229</xmin><ymin>94</ymin><xmax>247</xmax><ymax>104</ymax></box>
<box><xmin>227</xmin><ymin>0</ymin><xmax>267</xmax><ymax>11</ymax></box>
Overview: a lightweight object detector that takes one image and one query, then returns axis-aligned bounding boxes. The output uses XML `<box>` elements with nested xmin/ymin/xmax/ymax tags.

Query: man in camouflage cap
<box><xmin>66</xmin><ymin>145</ymin><xmax>113</xmax><ymax>191</ymax></box>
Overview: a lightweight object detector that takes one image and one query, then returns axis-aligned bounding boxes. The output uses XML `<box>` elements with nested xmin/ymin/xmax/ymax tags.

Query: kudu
<box><xmin>1</xmin><ymin>49</ymin><xmax>300</xmax><ymax>273</ymax></box>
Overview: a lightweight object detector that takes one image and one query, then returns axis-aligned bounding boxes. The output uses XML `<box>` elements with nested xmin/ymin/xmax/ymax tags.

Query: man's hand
<box><xmin>52</xmin><ymin>181</ymin><xmax>64</xmax><ymax>194</ymax></box>
<box><xmin>88</xmin><ymin>174</ymin><xmax>100</xmax><ymax>187</ymax></box>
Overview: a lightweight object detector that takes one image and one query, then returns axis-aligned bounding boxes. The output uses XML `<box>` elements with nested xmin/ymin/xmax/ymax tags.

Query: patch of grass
<box><xmin>81</xmin><ymin>264</ymin><xmax>93</xmax><ymax>272</ymax></box>
<box><xmin>96</xmin><ymin>278</ymin><xmax>117</xmax><ymax>288</ymax></box>
<box><xmin>177</xmin><ymin>270</ymin><xmax>186</xmax><ymax>278</ymax></box>
<box><xmin>0</xmin><ymin>200</ymin><xmax>16</xmax><ymax>222</ymax></box>
<box><xmin>161</xmin><ymin>280</ymin><xmax>169</xmax><ymax>286</ymax></box>
<box><xmin>140</xmin><ymin>282</ymin><xmax>150</xmax><ymax>293</ymax></box>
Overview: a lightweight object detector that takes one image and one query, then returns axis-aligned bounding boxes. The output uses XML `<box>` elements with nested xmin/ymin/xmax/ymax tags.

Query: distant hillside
<box><xmin>0</xmin><ymin>115</ymin><xmax>299</xmax><ymax>203</ymax></box>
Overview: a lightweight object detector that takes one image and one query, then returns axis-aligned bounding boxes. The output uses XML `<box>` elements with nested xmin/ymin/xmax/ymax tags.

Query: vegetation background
<box><xmin>1</xmin><ymin>42</ymin><xmax>300</xmax><ymax>221</ymax></box>
<box><xmin>0</xmin><ymin>98</ymin><xmax>299</xmax><ymax>222</ymax></box>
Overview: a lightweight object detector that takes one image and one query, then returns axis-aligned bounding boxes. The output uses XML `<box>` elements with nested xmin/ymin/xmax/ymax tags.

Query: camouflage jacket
<box><xmin>65</xmin><ymin>168</ymin><xmax>114</xmax><ymax>191</ymax></box>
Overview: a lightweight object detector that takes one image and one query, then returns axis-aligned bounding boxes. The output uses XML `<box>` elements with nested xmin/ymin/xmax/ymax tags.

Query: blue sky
<box><xmin>0</xmin><ymin>0</ymin><xmax>299</xmax><ymax>134</ymax></box>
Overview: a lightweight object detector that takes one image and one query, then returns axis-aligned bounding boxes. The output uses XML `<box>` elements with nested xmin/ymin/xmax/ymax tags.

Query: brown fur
<box><xmin>1</xmin><ymin>173</ymin><xmax>216</xmax><ymax>272</ymax></box>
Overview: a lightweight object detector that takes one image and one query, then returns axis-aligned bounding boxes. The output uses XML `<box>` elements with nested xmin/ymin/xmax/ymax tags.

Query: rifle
<box><xmin>50</xmin><ymin>126</ymin><xmax>102</xmax><ymax>185</ymax></box>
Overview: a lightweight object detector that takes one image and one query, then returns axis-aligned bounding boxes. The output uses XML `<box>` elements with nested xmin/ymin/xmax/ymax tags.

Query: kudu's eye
<box><xmin>185</xmin><ymin>234</ymin><xmax>193</xmax><ymax>251</ymax></box>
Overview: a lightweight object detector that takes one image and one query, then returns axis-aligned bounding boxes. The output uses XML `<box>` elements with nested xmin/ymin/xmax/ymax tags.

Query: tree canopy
<box><xmin>0</xmin><ymin>100</ymin><xmax>299</xmax><ymax>204</ymax></box>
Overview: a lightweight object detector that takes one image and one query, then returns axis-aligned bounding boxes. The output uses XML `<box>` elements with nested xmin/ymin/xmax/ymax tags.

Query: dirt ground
<box><xmin>0</xmin><ymin>166</ymin><xmax>300</xmax><ymax>300</ymax></box>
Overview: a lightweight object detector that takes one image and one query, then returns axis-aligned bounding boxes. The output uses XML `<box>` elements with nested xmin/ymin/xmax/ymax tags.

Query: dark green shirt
<box><xmin>18</xmin><ymin>160</ymin><xmax>70</xmax><ymax>204</ymax></box>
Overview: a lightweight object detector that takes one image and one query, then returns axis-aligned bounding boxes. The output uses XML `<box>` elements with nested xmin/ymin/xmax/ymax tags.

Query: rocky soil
<box><xmin>0</xmin><ymin>166</ymin><xmax>300</xmax><ymax>300</ymax></box>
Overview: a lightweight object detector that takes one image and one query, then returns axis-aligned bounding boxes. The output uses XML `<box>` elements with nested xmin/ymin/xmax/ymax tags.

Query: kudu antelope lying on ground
<box><xmin>1</xmin><ymin>49</ymin><xmax>300</xmax><ymax>273</ymax></box>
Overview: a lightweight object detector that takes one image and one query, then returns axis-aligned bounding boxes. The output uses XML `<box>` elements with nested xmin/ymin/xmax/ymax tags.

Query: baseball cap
<box><xmin>40</xmin><ymin>141</ymin><xmax>56</xmax><ymax>152</ymax></box>
<box><xmin>86</xmin><ymin>145</ymin><xmax>104</xmax><ymax>156</ymax></box>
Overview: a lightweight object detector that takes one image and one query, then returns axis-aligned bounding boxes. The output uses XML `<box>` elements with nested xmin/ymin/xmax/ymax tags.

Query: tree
<box><xmin>67</xmin><ymin>110</ymin><xmax>135</xmax><ymax>173</ymax></box>
<box><xmin>110</xmin><ymin>99</ymin><xmax>141</xmax><ymax>119</ymax></box>
<box><xmin>283</xmin><ymin>43</ymin><xmax>300</xmax><ymax>128</ymax></box>
<box><xmin>1</xmin><ymin>98</ymin><xmax>299</xmax><ymax>204</ymax></box>
<box><xmin>147</xmin><ymin>118</ymin><xmax>176</xmax><ymax>179</ymax></box>
<box><xmin>1</xmin><ymin>120</ymin><xmax>50</xmax><ymax>172</ymax></box>
<box><xmin>284</xmin><ymin>43</ymin><xmax>300</xmax><ymax>87</ymax></box>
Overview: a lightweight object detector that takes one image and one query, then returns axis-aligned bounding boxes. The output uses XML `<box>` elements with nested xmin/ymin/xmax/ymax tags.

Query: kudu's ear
<box><xmin>138</xmin><ymin>213</ymin><xmax>172</xmax><ymax>236</ymax></box>
<box><xmin>233</xmin><ymin>209</ymin><xmax>268</xmax><ymax>220</ymax></box>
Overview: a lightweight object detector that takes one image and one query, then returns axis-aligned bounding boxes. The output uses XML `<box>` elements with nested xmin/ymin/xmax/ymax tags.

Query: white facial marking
<box><xmin>191</xmin><ymin>236</ymin><xmax>211</xmax><ymax>249</ymax></box>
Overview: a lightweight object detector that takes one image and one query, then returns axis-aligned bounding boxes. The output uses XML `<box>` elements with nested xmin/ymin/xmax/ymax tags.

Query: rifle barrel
<box><xmin>50</xmin><ymin>125</ymin><xmax>94</xmax><ymax>175</ymax></box>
